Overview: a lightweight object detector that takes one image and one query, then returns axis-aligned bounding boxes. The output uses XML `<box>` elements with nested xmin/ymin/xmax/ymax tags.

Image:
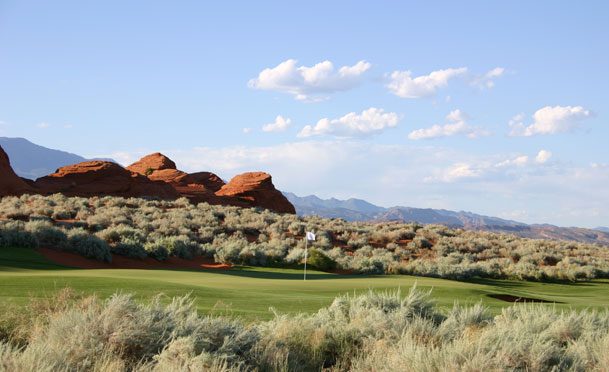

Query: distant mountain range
<box><xmin>0</xmin><ymin>137</ymin><xmax>114</xmax><ymax>179</ymax></box>
<box><xmin>284</xmin><ymin>192</ymin><xmax>609</xmax><ymax>245</ymax></box>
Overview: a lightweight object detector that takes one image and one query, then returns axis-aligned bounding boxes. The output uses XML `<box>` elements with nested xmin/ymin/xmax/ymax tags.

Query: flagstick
<box><xmin>304</xmin><ymin>237</ymin><xmax>308</xmax><ymax>281</ymax></box>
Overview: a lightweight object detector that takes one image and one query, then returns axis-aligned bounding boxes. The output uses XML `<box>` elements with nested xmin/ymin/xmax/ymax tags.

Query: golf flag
<box><xmin>306</xmin><ymin>231</ymin><xmax>316</xmax><ymax>241</ymax></box>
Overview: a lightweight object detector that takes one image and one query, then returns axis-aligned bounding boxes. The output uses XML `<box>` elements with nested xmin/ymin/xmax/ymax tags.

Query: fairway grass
<box><xmin>1</xmin><ymin>247</ymin><xmax>608</xmax><ymax>320</ymax></box>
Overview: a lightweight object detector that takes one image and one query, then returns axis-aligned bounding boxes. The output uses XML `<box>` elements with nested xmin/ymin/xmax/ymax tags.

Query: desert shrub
<box><xmin>97</xmin><ymin>225</ymin><xmax>146</xmax><ymax>245</ymax></box>
<box><xmin>214</xmin><ymin>242</ymin><xmax>244</xmax><ymax>264</ymax></box>
<box><xmin>307</xmin><ymin>249</ymin><xmax>336</xmax><ymax>271</ymax></box>
<box><xmin>2</xmin><ymin>194</ymin><xmax>609</xmax><ymax>282</ymax></box>
<box><xmin>153</xmin><ymin>236</ymin><xmax>201</xmax><ymax>260</ymax></box>
<box><xmin>0</xmin><ymin>221</ymin><xmax>38</xmax><ymax>249</ymax></box>
<box><xmin>4</xmin><ymin>287</ymin><xmax>609</xmax><ymax>370</ymax></box>
<box><xmin>67</xmin><ymin>229</ymin><xmax>112</xmax><ymax>262</ymax></box>
<box><xmin>24</xmin><ymin>221</ymin><xmax>68</xmax><ymax>250</ymax></box>
<box><xmin>144</xmin><ymin>241</ymin><xmax>169</xmax><ymax>261</ymax></box>
<box><xmin>112</xmin><ymin>238</ymin><xmax>148</xmax><ymax>259</ymax></box>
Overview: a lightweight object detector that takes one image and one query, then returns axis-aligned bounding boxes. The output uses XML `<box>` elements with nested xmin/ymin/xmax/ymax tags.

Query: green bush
<box><xmin>307</xmin><ymin>248</ymin><xmax>336</xmax><ymax>271</ymax></box>
<box><xmin>144</xmin><ymin>241</ymin><xmax>169</xmax><ymax>261</ymax></box>
<box><xmin>112</xmin><ymin>239</ymin><xmax>147</xmax><ymax>259</ymax></box>
<box><xmin>67</xmin><ymin>229</ymin><xmax>112</xmax><ymax>262</ymax></box>
<box><xmin>0</xmin><ymin>221</ymin><xmax>38</xmax><ymax>249</ymax></box>
<box><xmin>24</xmin><ymin>221</ymin><xmax>68</xmax><ymax>250</ymax></box>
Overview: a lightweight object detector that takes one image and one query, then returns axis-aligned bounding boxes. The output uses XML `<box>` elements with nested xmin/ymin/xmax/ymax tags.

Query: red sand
<box><xmin>38</xmin><ymin>247</ymin><xmax>231</xmax><ymax>271</ymax></box>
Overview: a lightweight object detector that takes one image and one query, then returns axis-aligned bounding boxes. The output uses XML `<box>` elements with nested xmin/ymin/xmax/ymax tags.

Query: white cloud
<box><xmin>37</xmin><ymin>122</ymin><xmax>51</xmax><ymax>129</ymax></box>
<box><xmin>509</xmin><ymin>105</ymin><xmax>592</xmax><ymax>136</ymax></box>
<box><xmin>242</xmin><ymin>127</ymin><xmax>252</xmax><ymax>134</ymax></box>
<box><xmin>298</xmin><ymin>108</ymin><xmax>399</xmax><ymax>138</ymax></box>
<box><xmin>535</xmin><ymin>150</ymin><xmax>552</xmax><ymax>164</ymax></box>
<box><xmin>471</xmin><ymin>67</ymin><xmax>505</xmax><ymax>89</ymax></box>
<box><xmin>434</xmin><ymin>150</ymin><xmax>557</xmax><ymax>183</ymax></box>
<box><xmin>495</xmin><ymin>155</ymin><xmax>529</xmax><ymax>168</ymax></box>
<box><xmin>408</xmin><ymin>109</ymin><xmax>490</xmax><ymax>140</ymax></box>
<box><xmin>262</xmin><ymin>115</ymin><xmax>292</xmax><ymax>133</ymax></box>
<box><xmin>386</xmin><ymin>67</ymin><xmax>467</xmax><ymax>98</ymax></box>
<box><xmin>248</xmin><ymin>59</ymin><xmax>371</xmax><ymax>102</ymax></box>
<box><xmin>440</xmin><ymin>163</ymin><xmax>482</xmax><ymax>182</ymax></box>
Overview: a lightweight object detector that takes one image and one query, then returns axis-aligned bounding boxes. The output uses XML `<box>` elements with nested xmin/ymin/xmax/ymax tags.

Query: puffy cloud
<box><xmin>434</xmin><ymin>150</ymin><xmax>556</xmax><ymax>183</ymax></box>
<box><xmin>262</xmin><ymin>115</ymin><xmax>292</xmax><ymax>133</ymax></box>
<box><xmin>36</xmin><ymin>122</ymin><xmax>51</xmax><ymax>129</ymax></box>
<box><xmin>440</xmin><ymin>163</ymin><xmax>482</xmax><ymax>182</ymax></box>
<box><xmin>386</xmin><ymin>67</ymin><xmax>467</xmax><ymax>98</ymax></box>
<box><xmin>509</xmin><ymin>105</ymin><xmax>592</xmax><ymax>136</ymax></box>
<box><xmin>242</xmin><ymin>127</ymin><xmax>252</xmax><ymax>134</ymax></box>
<box><xmin>471</xmin><ymin>67</ymin><xmax>505</xmax><ymax>89</ymax></box>
<box><xmin>535</xmin><ymin>150</ymin><xmax>552</xmax><ymax>164</ymax></box>
<box><xmin>408</xmin><ymin>110</ymin><xmax>490</xmax><ymax>140</ymax></box>
<box><xmin>495</xmin><ymin>155</ymin><xmax>529</xmax><ymax>167</ymax></box>
<box><xmin>248</xmin><ymin>59</ymin><xmax>371</xmax><ymax>102</ymax></box>
<box><xmin>298</xmin><ymin>108</ymin><xmax>399</xmax><ymax>138</ymax></box>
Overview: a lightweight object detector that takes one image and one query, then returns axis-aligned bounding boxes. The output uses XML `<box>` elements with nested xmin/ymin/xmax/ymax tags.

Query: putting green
<box><xmin>1</xmin><ymin>247</ymin><xmax>608</xmax><ymax>320</ymax></box>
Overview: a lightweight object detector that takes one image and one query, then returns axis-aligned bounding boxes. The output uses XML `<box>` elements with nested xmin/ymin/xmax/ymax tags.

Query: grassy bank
<box><xmin>1</xmin><ymin>247</ymin><xmax>608</xmax><ymax>321</ymax></box>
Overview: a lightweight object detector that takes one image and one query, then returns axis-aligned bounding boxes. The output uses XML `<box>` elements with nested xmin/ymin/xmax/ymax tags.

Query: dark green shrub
<box><xmin>144</xmin><ymin>241</ymin><xmax>169</xmax><ymax>261</ymax></box>
<box><xmin>0</xmin><ymin>229</ymin><xmax>38</xmax><ymax>249</ymax></box>
<box><xmin>25</xmin><ymin>221</ymin><xmax>68</xmax><ymax>250</ymax></box>
<box><xmin>112</xmin><ymin>238</ymin><xmax>147</xmax><ymax>259</ymax></box>
<box><xmin>151</xmin><ymin>236</ymin><xmax>201</xmax><ymax>260</ymax></box>
<box><xmin>307</xmin><ymin>249</ymin><xmax>336</xmax><ymax>271</ymax></box>
<box><xmin>67</xmin><ymin>231</ymin><xmax>112</xmax><ymax>262</ymax></box>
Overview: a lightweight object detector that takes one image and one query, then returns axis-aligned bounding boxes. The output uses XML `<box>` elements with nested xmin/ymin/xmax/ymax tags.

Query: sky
<box><xmin>0</xmin><ymin>1</ymin><xmax>608</xmax><ymax>227</ymax></box>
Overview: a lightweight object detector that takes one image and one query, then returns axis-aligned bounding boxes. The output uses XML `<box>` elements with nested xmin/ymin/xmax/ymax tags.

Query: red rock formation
<box><xmin>148</xmin><ymin>169</ymin><xmax>191</xmax><ymax>185</ymax></box>
<box><xmin>0</xmin><ymin>145</ymin><xmax>34</xmax><ymax>196</ymax></box>
<box><xmin>34</xmin><ymin>161</ymin><xmax>178</xmax><ymax>199</ymax></box>
<box><xmin>187</xmin><ymin>172</ymin><xmax>225</xmax><ymax>192</ymax></box>
<box><xmin>216</xmin><ymin>172</ymin><xmax>295</xmax><ymax>214</ymax></box>
<box><xmin>25</xmin><ymin>152</ymin><xmax>296</xmax><ymax>214</ymax></box>
<box><xmin>126</xmin><ymin>153</ymin><xmax>177</xmax><ymax>175</ymax></box>
<box><xmin>126</xmin><ymin>153</ymin><xmax>224</xmax><ymax>203</ymax></box>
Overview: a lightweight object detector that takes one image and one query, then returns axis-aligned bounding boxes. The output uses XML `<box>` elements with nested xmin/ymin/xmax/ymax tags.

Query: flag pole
<box><xmin>304</xmin><ymin>236</ymin><xmax>307</xmax><ymax>281</ymax></box>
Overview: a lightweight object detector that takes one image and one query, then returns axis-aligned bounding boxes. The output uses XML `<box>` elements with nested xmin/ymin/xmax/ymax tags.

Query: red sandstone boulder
<box><xmin>127</xmin><ymin>153</ymin><xmax>177</xmax><ymax>175</ymax></box>
<box><xmin>186</xmin><ymin>172</ymin><xmax>225</xmax><ymax>192</ymax></box>
<box><xmin>148</xmin><ymin>169</ymin><xmax>191</xmax><ymax>185</ymax></box>
<box><xmin>34</xmin><ymin>161</ymin><xmax>178</xmax><ymax>199</ymax></box>
<box><xmin>216</xmin><ymin>172</ymin><xmax>295</xmax><ymax>214</ymax></box>
<box><xmin>0</xmin><ymin>145</ymin><xmax>34</xmax><ymax>196</ymax></box>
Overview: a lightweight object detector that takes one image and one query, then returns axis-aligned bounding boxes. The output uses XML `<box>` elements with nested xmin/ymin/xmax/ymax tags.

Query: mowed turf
<box><xmin>1</xmin><ymin>247</ymin><xmax>609</xmax><ymax>321</ymax></box>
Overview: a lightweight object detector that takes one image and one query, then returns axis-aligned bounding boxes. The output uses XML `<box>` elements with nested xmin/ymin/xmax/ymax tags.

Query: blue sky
<box><xmin>1</xmin><ymin>1</ymin><xmax>608</xmax><ymax>227</ymax></box>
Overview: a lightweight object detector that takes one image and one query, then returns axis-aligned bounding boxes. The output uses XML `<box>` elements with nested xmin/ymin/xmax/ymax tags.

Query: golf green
<box><xmin>1</xmin><ymin>247</ymin><xmax>608</xmax><ymax>320</ymax></box>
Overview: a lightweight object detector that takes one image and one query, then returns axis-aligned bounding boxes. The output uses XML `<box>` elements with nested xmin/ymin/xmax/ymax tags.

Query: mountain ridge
<box><xmin>284</xmin><ymin>192</ymin><xmax>609</xmax><ymax>245</ymax></box>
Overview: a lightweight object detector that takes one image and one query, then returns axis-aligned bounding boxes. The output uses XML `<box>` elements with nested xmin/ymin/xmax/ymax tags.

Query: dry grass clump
<box><xmin>2</xmin><ymin>194</ymin><xmax>609</xmax><ymax>282</ymax></box>
<box><xmin>1</xmin><ymin>287</ymin><xmax>609</xmax><ymax>371</ymax></box>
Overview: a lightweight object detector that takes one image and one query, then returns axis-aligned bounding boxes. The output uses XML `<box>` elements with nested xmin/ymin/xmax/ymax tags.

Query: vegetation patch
<box><xmin>2</xmin><ymin>194</ymin><xmax>609</xmax><ymax>282</ymax></box>
<box><xmin>1</xmin><ymin>287</ymin><xmax>609</xmax><ymax>371</ymax></box>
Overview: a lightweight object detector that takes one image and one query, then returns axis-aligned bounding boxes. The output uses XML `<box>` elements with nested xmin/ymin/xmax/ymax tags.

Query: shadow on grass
<box><xmin>0</xmin><ymin>247</ymin><xmax>76</xmax><ymax>272</ymax></box>
<box><xmin>460</xmin><ymin>276</ymin><xmax>599</xmax><ymax>289</ymax></box>
<box><xmin>208</xmin><ymin>266</ymin><xmax>368</xmax><ymax>281</ymax></box>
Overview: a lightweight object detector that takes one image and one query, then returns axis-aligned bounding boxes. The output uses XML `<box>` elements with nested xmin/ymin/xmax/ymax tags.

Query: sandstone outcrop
<box><xmin>126</xmin><ymin>153</ymin><xmax>176</xmax><ymax>175</ymax></box>
<box><xmin>0</xmin><ymin>146</ymin><xmax>34</xmax><ymax>196</ymax></box>
<box><xmin>216</xmin><ymin>172</ymin><xmax>296</xmax><ymax>214</ymax></box>
<box><xmin>1</xmin><ymin>148</ymin><xmax>295</xmax><ymax>215</ymax></box>
<box><xmin>34</xmin><ymin>161</ymin><xmax>178</xmax><ymax>199</ymax></box>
